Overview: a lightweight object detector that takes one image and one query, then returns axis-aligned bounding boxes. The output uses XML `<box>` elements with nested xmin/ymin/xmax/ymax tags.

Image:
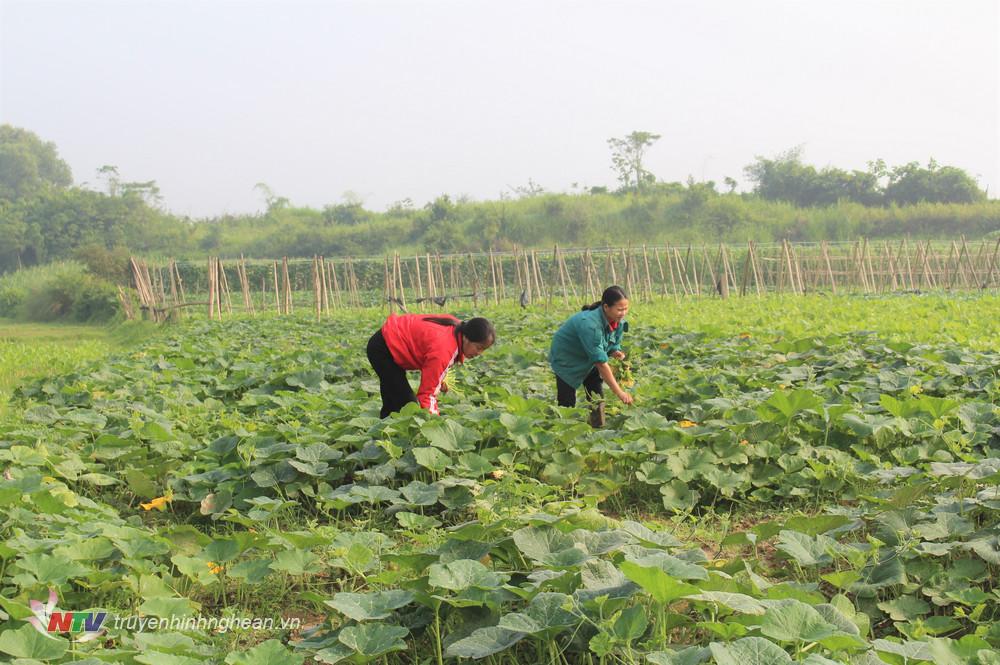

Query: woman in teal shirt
<box><xmin>549</xmin><ymin>286</ymin><xmax>634</xmax><ymax>425</ymax></box>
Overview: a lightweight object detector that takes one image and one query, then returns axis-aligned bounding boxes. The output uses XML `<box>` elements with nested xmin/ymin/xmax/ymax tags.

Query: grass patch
<box><xmin>0</xmin><ymin>318</ymin><xmax>156</xmax><ymax>417</ymax></box>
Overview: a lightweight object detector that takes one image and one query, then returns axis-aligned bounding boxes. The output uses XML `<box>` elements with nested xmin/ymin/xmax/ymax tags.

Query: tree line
<box><xmin>0</xmin><ymin>124</ymin><xmax>996</xmax><ymax>277</ymax></box>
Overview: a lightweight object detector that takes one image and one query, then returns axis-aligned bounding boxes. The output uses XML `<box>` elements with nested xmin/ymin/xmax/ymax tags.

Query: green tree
<box><xmin>884</xmin><ymin>160</ymin><xmax>986</xmax><ymax>205</ymax></box>
<box><xmin>607</xmin><ymin>131</ymin><xmax>661</xmax><ymax>192</ymax></box>
<box><xmin>0</xmin><ymin>125</ymin><xmax>73</xmax><ymax>201</ymax></box>
<box><xmin>745</xmin><ymin>147</ymin><xmax>881</xmax><ymax>206</ymax></box>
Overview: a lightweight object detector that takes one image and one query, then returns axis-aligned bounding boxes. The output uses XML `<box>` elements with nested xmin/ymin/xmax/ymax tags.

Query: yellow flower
<box><xmin>778</xmin><ymin>384</ymin><xmax>787</xmax><ymax>390</ymax></box>
<box><xmin>491</xmin><ymin>469</ymin><xmax>506</xmax><ymax>480</ymax></box>
<box><xmin>739</xmin><ymin>332</ymin><xmax>752</xmax><ymax>339</ymax></box>
<box><xmin>206</xmin><ymin>561</ymin><xmax>223</xmax><ymax>574</ymax></box>
<box><xmin>739</xmin><ymin>439</ymin><xmax>749</xmax><ymax>446</ymax></box>
<box><xmin>659</xmin><ymin>343</ymin><xmax>669</xmax><ymax>349</ymax></box>
<box><xmin>678</xmin><ymin>420</ymin><xmax>697</xmax><ymax>428</ymax></box>
<box><xmin>140</xmin><ymin>490</ymin><xmax>173</xmax><ymax>512</ymax></box>
<box><xmin>909</xmin><ymin>385</ymin><xmax>924</xmax><ymax>395</ymax></box>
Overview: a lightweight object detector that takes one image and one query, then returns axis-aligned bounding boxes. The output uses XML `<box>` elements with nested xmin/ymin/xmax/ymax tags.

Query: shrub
<box><xmin>0</xmin><ymin>262</ymin><xmax>119</xmax><ymax>322</ymax></box>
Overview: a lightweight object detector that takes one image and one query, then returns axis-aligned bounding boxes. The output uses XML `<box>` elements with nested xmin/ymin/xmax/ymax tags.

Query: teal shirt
<box><xmin>549</xmin><ymin>307</ymin><xmax>627</xmax><ymax>388</ymax></box>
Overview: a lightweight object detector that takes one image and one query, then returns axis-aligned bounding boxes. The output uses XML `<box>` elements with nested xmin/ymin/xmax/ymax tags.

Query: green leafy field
<box><xmin>0</xmin><ymin>295</ymin><xmax>998</xmax><ymax>664</ymax></box>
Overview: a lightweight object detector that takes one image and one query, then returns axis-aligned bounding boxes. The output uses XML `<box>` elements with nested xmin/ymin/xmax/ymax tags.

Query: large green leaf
<box><xmin>427</xmin><ymin>559</ymin><xmax>507</xmax><ymax>591</ymax></box>
<box><xmin>420</xmin><ymin>419</ymin><xmax>478</xmax><ymax>451</ymax></box>
<box><xmin>774</xmin><ymin>530</ymin><xmax>836</xmax><ymax>567</ymax></box>
<box><xmin>0</xmin><ymin>624</ymin><xmax>69</xmax><ymax>660</ymax></box>
<box><xmin>618</xmin><ymin>561</ymin><xmax>699</xmax><ymax>604</ymax></box>
<box><xmin>337</xmin><ymin>623</ymin><xmax>408</xmax><ymax>658</ymax></box>
<box><xmin>513</xmin><ymin>526</ymin><xmax>590</xmax><ymax>567</ymax></box>
<box><xmin>759</xmin><ymin>599</ymin><xmax>842</xmax><ymax>643</ymax></box>
<box><xmin>325</xmin><ymin>590</ymin><xmax>415</xmax><ymax>621</ymax></box>
<box><xmin>709</xmin><ymin>637</ymin><xmax>793</xmax><ymax>665</ymax></box>
<box><xmin>686</xmin><ymin>592</ymin><xmax>767</xmax><ymax>615</ymax></box>
<box><xmin>624</xmin><ymin>550</ymin><xmax>708</xmax><ymax>580</ymax></box>
<box><xmin>224</xmin><ymin>639</ymin><xmax>304</xmax><ymax>665</ymax></box>
<box><xmin>497</xmin><ymin>593</ymin><xmax>578</xmax><ymax>634</ymax></box>
<box><xmin>444</xmin><ymin>626</ymin><xmax>526</xmax><ymax>659</ymax></box>
<box><xmin>759</xmin><ymin>388</ymin><xmax>824</xmax><ymax>425</ymax></box>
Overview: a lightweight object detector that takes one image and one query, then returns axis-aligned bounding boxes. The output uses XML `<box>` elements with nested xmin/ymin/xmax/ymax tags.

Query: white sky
<box><xmin>1</xmin><ymin>0</ymin><xmax>997</xmax><ymax>218</ymax></box>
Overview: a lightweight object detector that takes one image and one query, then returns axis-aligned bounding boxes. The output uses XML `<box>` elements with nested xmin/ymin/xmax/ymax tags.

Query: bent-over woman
<box><xmin>366</xmin><ymin>314</ymin><xmax>495</xmax><ymax>417</ymax></box>
<box><xmin>549</xmin><ymin>286</ymin><xmax>633</xmax><ymax>426</ymax></box>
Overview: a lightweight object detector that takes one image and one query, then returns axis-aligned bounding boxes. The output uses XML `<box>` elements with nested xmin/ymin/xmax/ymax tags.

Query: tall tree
<box><xmin>0</xmin><ymin>125</ymin><xmax>73</xmax><ymax>201</ymax></box>
<box><xmin>884</xmin><ymin>160</ymin><xmax>985</xmax><ymax>205</ymax></box>
<box><xmin>607</xmin><ymin>131</ymin><xmax>661</xmax><ymax>192</ymax></box>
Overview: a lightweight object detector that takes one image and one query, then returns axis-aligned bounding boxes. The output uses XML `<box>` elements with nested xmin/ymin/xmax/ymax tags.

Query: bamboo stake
<box><xmin>720</xmin><ymin>245</ymin><xmax>733</xmax><ymax>298</ymax></box>
<box><xmin>584</xmin><ymin>250</ymin><xmax>597</xmax><ymax>301</ymax></box>
<box><xmin>383</xmin><ymin>256</ymin><xmax>392</xmax><ymax>312</ymax></box>
<box><xmin>320</xmin><ymin>257</ymin><xmax>330</xmax><ymax>314</ymax></box>
<box><xmin>314</xmin><ymin>257</ymin><xmax>323</xmax><ymax>320</ymax></box>
<box><xmin>218</xmin><ymin>259</ymin><xmax>233</xmax><ymax>315</ymax></box>
<box><xmin>672</xmin><ymin>247</ymin><xmax>691</xmax><ymax>295</ymax></box>
<box><xmin>982</xmin><ymin>237</ymin><xmax>1000</xmax><ymax>289</ymax></box>
<box><xmin>167</xmin><ymin>261</ymin><xmax>180</xmax><ymax>321</ymax></box>
<box><xmin>488</xmin><ymin>250</ymin><xmax>498</xmax><ymax>305</ymax></box>
<box><xmin>205</xmin><ymin>258</ymin><xmax>214</xmax><ymax>320</ymax></box>
<box><xmin>397</xmin><ymin>253</ymin><xmax>408</xmax><ymax>309</ymax></box>
<box><xmin>425</xmin><ymin>254</ymin><xmax>435</xmax><ymax>302</ymax></box>
<box><xmin>945</xmin><ymin>242</ymin><xmax>958</xmax><ymax>290</ymax></box>
<box><xmin>272</xmin><ymin>260</ymin><xmax>280</xmax><ymax>313</ymax></box>
<box><xmin>173</xmin><ymin>260</ymin><xmax>186</xmax><ymax>305</ymax></box>
<box><xmin>687</xmin><ymin>246</ymin><xmax>700</xmax><ymax>296</ymax></box>
<box><xmin>498</xmin><ymin>252</ymin><xmax>507</xmax><ymax>300</ymax></box>
<box><xmin>701</xmin><ymin>246</ymin><xmax>718</xmax><ymax>296</ymax></box>
<box><xmin>653</xmin><ymin>248</ymin><xmax>669</xmax><ymax>299</ymax></box>
<box><xmin>282</xmin><ymin>257</ymin><xmax>292</xmax><ymax>313</ymax></box>
<box><xmin>329</xmin><ymin>261</ymin><xmax>341</xmax><ymax>309</ymax></box>
<box><xmin>749</xmin><ymin>242</ymin><xmax>763</xmax><ymax>296</ymax></box>
<box><xmin>531</xmin><ymin>250</ymin><xmax>546</xmax><ymax>302</ymax></box>
<box><xmin>435</xmin><ymin>254</ymin><xmax>446</xmax><ymax>298</ymax></box>
<box><xmin>959</xmin><ymin>237</ymin><xmax>979</xmax><ymax>288</ymax></box>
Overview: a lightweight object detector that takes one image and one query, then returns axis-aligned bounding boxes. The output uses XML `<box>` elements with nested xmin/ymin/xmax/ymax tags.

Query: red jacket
<box><xmin>381</xmin><ymin>314</ymin><xmax>464</xmax><ymax>415</ymax></box>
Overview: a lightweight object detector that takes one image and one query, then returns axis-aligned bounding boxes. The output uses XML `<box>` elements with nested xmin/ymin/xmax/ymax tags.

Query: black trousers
<box><xmin>367</xmin><ymin>330</ymin><xmax>418</xmax><ymax>418</ymax></box>
<box><xmin>556</xmin><ymin>368</ymin><xmax>604</xmax><ymax>408</ymax></box>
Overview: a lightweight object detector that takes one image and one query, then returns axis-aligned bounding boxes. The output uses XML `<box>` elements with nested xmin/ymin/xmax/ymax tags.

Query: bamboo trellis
<box><xmin>124</xmin><ymin>238</ymin><xmax>1000</xmax><ymax>319</ymax></box>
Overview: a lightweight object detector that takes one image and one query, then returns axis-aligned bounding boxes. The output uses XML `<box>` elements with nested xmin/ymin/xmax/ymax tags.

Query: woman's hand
<box><xmin>440</xmin><ymin>379</ymin><xmax>449</xmax><ymax>393</ymax></box>
<box><xmin>616</xmin><ymin>390</ymin><xmax>634</xmax><ymax>405</ymax></box>
<box><xmin>610</xmin><ymin>350</ymin><xmax>626</xmax><ymax>360</ymax></box>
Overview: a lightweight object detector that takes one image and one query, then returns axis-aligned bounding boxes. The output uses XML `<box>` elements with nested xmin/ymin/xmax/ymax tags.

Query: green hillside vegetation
<box><xmin>2</xmin><ymin>126</ymin><xmax>998</xmax><ymax>276</ymax></box>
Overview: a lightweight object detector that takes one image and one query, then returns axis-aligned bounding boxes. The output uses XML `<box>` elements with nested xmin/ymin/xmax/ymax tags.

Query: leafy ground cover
<box><xmin>0</xmin><ymin>320</ymin><xmax>115</xmax><ymax>418</ymax></box>
<box><xmin>0</xmin><ymin>295</ymin><xmax>998</xmax><ymax>664</ymax></box>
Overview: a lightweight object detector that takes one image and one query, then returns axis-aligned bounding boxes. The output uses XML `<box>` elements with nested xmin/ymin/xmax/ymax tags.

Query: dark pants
<box><xmin>367</xmin><ymin>330</ymin><xmax>418</xmax><ymax>418</ymax></box>
<box><xmin>556</xmin><ymin>368</ymin><xmax>604</xmax><ymax>408</ymax></box>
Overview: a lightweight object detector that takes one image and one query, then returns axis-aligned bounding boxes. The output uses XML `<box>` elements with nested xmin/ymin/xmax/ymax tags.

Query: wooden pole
<box><xmin>488</xmin><ymin>250</ymin><xmax>499</xmax><ymax>305</ymax></box>
<box><xmin>414</xmin><ymin>256</ymin><xmax>424</xmax><ymax>308</ymax></box>
<box><xmin>982</xmin><ymin>237</ymin><xmax>1000</xmax><ymax>289</ymax></box>
<box><xmin>206</xmin><ymin>258</ymin><xmax>214</xmax><ymax>320</ymax></box>
<box><xmin>282</xmin><ymin>257</ymin><xmax>292</xmax><ymax>313</ymax></box>
<box><xmin>425</xmin><ymin>254</ymin><xmax>435</xmax><ymax>302</ymax></box>
<box><xmin>272</xmin><ymin>260</ymin><xmax>281</xmax><ymax>313</ymax></box>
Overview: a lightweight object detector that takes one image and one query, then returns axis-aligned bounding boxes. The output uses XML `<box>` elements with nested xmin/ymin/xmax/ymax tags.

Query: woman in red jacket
<box><xmin>366</xmin><ymin>314</ymin><xmax>495</xmax><ymax>417</ymax></box>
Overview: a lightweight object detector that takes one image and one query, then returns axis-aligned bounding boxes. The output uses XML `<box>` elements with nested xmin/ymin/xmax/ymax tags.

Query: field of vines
<box><xmin>1</xmin><ymin>294</ymin><xmax>999</xmax><ymax>664</ymax></box>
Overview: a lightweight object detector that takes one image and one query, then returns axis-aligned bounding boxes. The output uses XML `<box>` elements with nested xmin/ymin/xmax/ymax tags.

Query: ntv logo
<box><xmin>27</xmin><ymin>589</ymin><xmax>106</xmax><ymax>642</ymax></box>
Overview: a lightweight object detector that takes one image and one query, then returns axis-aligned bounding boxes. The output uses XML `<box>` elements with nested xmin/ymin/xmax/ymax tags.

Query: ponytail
<box><xmin>423</xmin><ymin>315</ymin><xmax>496</xmax><ymax>346</ymax></box>
<box><xmin>582</xmin><ymin>285</ymin><xmax>628</xmax><ymax>311</ymax></box>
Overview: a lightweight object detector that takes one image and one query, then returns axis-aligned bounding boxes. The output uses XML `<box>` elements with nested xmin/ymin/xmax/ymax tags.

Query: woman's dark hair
<box><xmin>423</xmin><ymin>316</ymin><xmax>496</xmax><ymax>345</ymax></box>
<box><xmin>583</xmin><ymin>285</ymin><xmax>628</xmax><ymax>311</ymax></box>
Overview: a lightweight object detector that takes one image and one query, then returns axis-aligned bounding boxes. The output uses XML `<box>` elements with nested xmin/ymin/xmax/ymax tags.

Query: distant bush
<box><xmin>0</xmin><ymin>262</ymin><xmax>119</xmax><ymax>322</ymax></box>
<box><xmin>73</xmin><ymin>244</ymin><xmax>132</xmax><ymax>284</ymax></box>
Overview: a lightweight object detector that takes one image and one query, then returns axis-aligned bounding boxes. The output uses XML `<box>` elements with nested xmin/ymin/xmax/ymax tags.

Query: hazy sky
<box><xmin>1</xmin><ymin>0</ymin><xmax>997</xmax><ymax>218</ymax></box>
